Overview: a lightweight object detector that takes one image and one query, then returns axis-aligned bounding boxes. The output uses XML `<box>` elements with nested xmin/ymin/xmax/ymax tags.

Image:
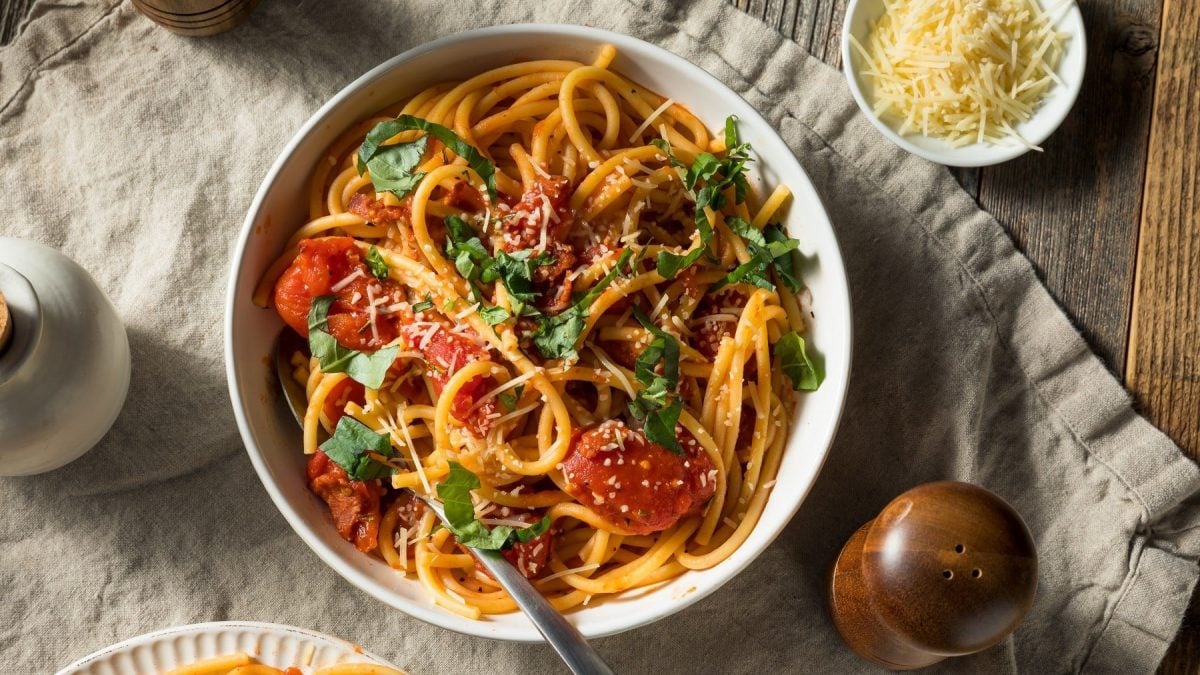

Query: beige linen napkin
<box><xmin>2</xmin><ymin>1</ymin><xmax>1199</xmax><ymax>673</ymax></box>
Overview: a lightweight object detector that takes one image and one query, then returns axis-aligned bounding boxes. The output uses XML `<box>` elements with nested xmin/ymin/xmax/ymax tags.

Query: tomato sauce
<box><xmin>561</xmin><ymin>420</ymin><xmax>716</xmax><ymax>535</ymax></box>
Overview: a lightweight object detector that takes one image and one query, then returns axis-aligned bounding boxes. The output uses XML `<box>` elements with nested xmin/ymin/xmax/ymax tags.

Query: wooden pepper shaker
<box><xmin>828</xmin><ymin>481</ymin><xmax>1037</xmax><ymax>670</ymax></box>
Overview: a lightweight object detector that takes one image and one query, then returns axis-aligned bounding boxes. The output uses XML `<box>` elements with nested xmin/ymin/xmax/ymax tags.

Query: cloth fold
<box><xmin>1</xmin><ymin>1</ymin><xmax>1197</xmax><ymax>673</ymax></box>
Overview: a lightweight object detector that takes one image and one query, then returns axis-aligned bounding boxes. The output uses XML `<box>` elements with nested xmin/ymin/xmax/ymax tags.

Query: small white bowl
<box><xmin>841</xmin><ymin>0</ymin><xmax>1087</xmax><ymax>167</ymax></box>
<box><xmin>226</xmin><ymin>24</ymin><xmax>852</xmax><ymax>642</ymax></box>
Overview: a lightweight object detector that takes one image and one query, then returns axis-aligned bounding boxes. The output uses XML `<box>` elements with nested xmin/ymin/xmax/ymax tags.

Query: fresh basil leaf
<box><xmin>344</xmin><ymin>345</ymin><xmax>399</xmax><ymax>389</ymax></box>
<box><xmin>727</xmin><ymin>217</ymin><xmax>766</xmax><ymax>248</ymax></box>
<box><xmin>392</xmin><ymin>115</ymin><xmax>497</xmax><ymax>201</ymax></box>
<box><xmin>532</xmin><ymin>249</ymin><xmax>632</xmax><ymax>360</ymax></box>
<box><xmin>498</xmin><ymin>392</ymin><xmax>517</xmax><ymax>412</ymax></box>
<box><xmin>777</xmin><ymin>330</ymin><xmax>823</xmax><ymax>391</ymax></box>
<box><xmin>483</xmin><ymin>249</ymin><xmax>555</xmax><ymax>317</ymax></box>
<box><xmin>319</xmin><ymin>416</ymin><xmax>393</xmax><ymax>481</ymax></box>
<box><xmin>627</xmin><ymin>306</ymin><xmax>683</xmax><ymax>454</ymax></box>
<box><xmin>631</xmin><ymin>306</ymin><xmax>679</xmax><ymax>389</ymax></box>
<box><xmin>437</xmin><ymin>461</ymin><xmax>480</xmax><ymax>530</ymax></box>
<box><xmin>478</xmin><ymin>305</ymin><xmax>511</xmax><ymax>325</ymax></box>
<box><xmin>763</xmin><ymin>224</ymin><xmax>805</xmax><ymax>293</ymax></box>
<box><xmin>306</xmin><ymin>295</ymin><xmax>399</xmax><ymax>389</ymax></box>
<box><xmin>365</xmin><ymin>136</ymin><xmax>428</xmax><ymax>198</ymax></box>
<box><xmin>515</xmin><ymin>514</ymin><xmax>552</xmax><ymax>542</ymax></box>
<box><xmin>437</xmin><ymin>462</ymin><xmax>545</xmax><ymax>550</ymax></box>
<box><xmin>366</xmin><ymin>246</ymin><xmax>390</xmax><ymax>280</ymax></box>
<box><xmin>643</xmin><ymin>399</ymin><xmax>683</xmax><ymax>454</ymax></box>
<box><xmin>653</xmin><ymin>118</ymin><xmax>753</xmax><ymax>278</ymax></box>
<box><xmin>412</xmin><ymin>294</ymin><xmax>434</xmax><ymax>313</ymax></box>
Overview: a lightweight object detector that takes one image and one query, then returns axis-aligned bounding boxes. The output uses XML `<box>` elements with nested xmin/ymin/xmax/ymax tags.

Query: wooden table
<box><xmin>2</xmin><ymin>0</ymin><xmax>1197</xmax><ymax>669</ymax></box>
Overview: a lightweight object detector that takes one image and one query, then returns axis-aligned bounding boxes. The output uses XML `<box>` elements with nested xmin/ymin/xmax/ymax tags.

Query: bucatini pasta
<box><xmin>255</xmin><ymin>44</ymin><xmax>823</xmax><ymax>619</ymax></box>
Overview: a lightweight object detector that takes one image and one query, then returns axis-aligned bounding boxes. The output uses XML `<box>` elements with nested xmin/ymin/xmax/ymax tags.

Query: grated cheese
<box><xmin>850</xmin><ymin>0</ymin><xmax>1068</xmax><ymax>148</ymax></box>
<box><xmin>629</xmin><ymin>97</ymin><xmax>677</xmax><ymax>143</ymax></box>
<box><xmin>540</xmin><ymin>562</ymin><xmax>601</xmax><ymax>583</ymax></box>
<box><xmin>468</xmin><ymin>369</ymin><xmax>541</xmax><ymax>413</ymax></box>
<box><xmin>330</xmin><ymin>268</ymin><xmax>365</xmax><ymax>293</ymax></box>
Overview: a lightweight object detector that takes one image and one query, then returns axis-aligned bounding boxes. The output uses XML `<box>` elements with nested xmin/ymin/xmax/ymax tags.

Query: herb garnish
<box><xmin>357</xmin><ymin>115</ymin><xmax>497</xmax><ymax>201</ymax></box>
<box><xmin>720</xmin><ymin>218</ymin><xmax>803</xmax><ymax>291</ymax></box>
<box><xmin>777</xmin><ymin>330</ymin><xmax>823</xmax><ymax>391</ymax></box>
<box><xmin>652</xmin><ymin>115</ymin><xmax>752</xmax><ymax>278</ymax></box>
<box><xmin>366</xmin><ymin>246</ymin><xmax>390</xmax><ymax>280</ymax></box>
<box><xmin>532</xmin><ymin>248</ymin><xmax>633</xmax><ymax>360</ymax></box>
<box><xmin>498</xmin><ymin>384</ymin><xmax>525</xmax><ymax>412</ymax></box>
<box><xmin>437</xmin><ymin>462</ymin><xmax>551</xmax><ymax>550</ymax></box>
<box><xmin>444</xmin><ymin>215</ymin><xmax>555</xmax><ymax>322</ymax></box>
<box><xmin>411</xmin><ymin>294</ymin><xmax>434</xmax><ymax>313</ymax></box>
<box><xmin>627</xmin><ymin>306</ymin><xmax>684</xmax><ymax>453</ymax></box>
<box><xmin>320</xmin><ymin>417</ymin><xmax>394</xmax><ymax>481</ymax></box>
<box><xmin>307</xmin><ymin>295</ymin><xmax>399</xmax><ymax>389</ymax></box>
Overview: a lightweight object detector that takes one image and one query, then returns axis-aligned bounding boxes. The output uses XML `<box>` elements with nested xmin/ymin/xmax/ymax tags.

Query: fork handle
<box><xmin>417</xmin><ymin>496</ymin><xmax>614</xmax><ymax>674</ymax></box>
<box><xmin>473</xmin><ymin>548</ymin><xmax>616</xmax><ymax>675</ymax></box>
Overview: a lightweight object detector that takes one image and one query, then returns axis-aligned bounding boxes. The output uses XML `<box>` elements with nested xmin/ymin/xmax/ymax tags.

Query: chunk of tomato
<box><xmin>561</xmin><ymin>419</ymin><xmax>716</xmax><ymax>535</ymax></box>
<box><xmin>307</xmin><ymin>451</ymin><xmax>381</xmax><ymax>553</ymax></box>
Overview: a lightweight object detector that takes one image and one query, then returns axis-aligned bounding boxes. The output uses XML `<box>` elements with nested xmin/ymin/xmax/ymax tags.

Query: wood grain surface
<box><xmin>0</xmin><ymin>0</ymin><xmax>1195</xmax><ymax>669</ymax></box>
<box><xmin>1130</xmin><ymin>0</ymin><xmax>1200</xmax><ymax>667</ymax></box>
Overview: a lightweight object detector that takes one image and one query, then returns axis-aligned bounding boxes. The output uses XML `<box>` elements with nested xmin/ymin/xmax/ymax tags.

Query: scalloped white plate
<box><xmin>57</xmin><ymin>622</ymin><xmax>400</xmax><ymax>675</ymax></box>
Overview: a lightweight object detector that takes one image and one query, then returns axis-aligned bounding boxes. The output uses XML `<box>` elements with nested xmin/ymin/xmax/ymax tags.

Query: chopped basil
<box><xmin>319</xmin><ymin>416</ymin><xmax>394</xmax><ymax>481</ymax></box>
<box><xmin>652</xmin><ymin>115</ymin><xmax>752</xmax><ymax>279</ymax></box>
<box><xmin>307</xmin><ymin>295</ymin><xmax>399</xmax><ymax>389</ymax></box>
<box><xmin>444</xmin><ymin>216</ymin><xmax>554</xmax><ymax>319</ymax></box>
<box><xmin>358</xmin><ymin>115</ymin><xmax>497</xmax><ymax>201</ymax></box>
<box><xmin>478</xmin><ymin>305</ymin><xmax>511</xmax><ymax>325</ymax></box>
<box><xmin>498</xmin><ymin>392</ymin><xmax>517</xmax><ymax>412</ymax></box>
<box><xmin>499</xmin><ymin>383</ymin><xmax>525</xmax><ymax>412</ymax></box>
<box><xmin>366</xmin><ymin>246</ymin><xmax>390</xmax><ymax>280</ymax></box>
<box><xmin>627</xmin><ymin>306</ymin><xmax>683</xmax><ymax>453</ymax></box>
<box><xmin>444</xmin><ymin>215</ymin><xmax>492</xmax><ymax>281</ymax></box>
<box><xmin>719</xmin><ymin>218</ymin><xmax>802</xmax><ymax>292</ymax></box>
<box><xmin>481</xmin><ymin>249</ymin><xmax>555</xmax><ymax>317</ymax></box>
<box><xmin>763</xmin><ymin>224</ymin><xmax>805</xmax><ymax>293</ymax></box>
<box><xmin>532</xmin><ymin>249</ymin><xmax>632</xmax><ymax>360</ymax></box>
<box><xmin>437</xmin><ymin>462</ymin><xmax>550</xmax><ymax>550</ymax></box>
<box><xmin>777</xmin><ymin>330</ymin><xmax>823</xmax><ymax>391</ymax></box>
<box><xmin>412</xmin><ymin>294</ymin><xmax>434</xmax><ymax>313</ymax></box>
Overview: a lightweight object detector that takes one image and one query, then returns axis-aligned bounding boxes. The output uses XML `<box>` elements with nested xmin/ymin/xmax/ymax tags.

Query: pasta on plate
<box><xmin>164</xmin><ymin>652</ymin><xmax>403</xmax><ymax>675</ymax></box>
<box><xmin>254</xmin><ymin>44</ymin><xmax>823</xmax><ymax>619</ymax></box>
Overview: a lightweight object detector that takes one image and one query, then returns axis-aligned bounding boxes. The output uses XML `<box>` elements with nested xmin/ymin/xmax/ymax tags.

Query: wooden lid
<box><xmin>0</xmin><ymin>290</ymin><xmax>10</xmax><ymax>353</ymax></box>
<box><xmin>861</xmin><ymin>481</ymin><xmax>1038</xmax><ymax>655</ymax></box>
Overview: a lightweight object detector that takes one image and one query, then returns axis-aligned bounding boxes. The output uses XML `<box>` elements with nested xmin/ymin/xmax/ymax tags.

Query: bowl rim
<box><xmin>840</xmin><ymin>0</ymin><xmax>1088</xmax><ymax>167</ymax></box>
<box><xmin>225</xmin><ymin>22</ymin><xmax>852</xmax><ymax>642</ymax></box>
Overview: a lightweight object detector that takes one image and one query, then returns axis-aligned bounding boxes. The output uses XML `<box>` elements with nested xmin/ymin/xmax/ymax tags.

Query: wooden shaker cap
<box><xmin>0</xmin><ymin>291</ymin><xmax>10</xmax><ymax>353</ymax></box>
<box><xmin>829</xmin><ymin>481</ymin><xmax>1037</xmax><ymax>670</ymax></box>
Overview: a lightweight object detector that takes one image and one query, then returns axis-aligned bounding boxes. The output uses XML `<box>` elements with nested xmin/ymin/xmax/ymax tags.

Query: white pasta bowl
<box><xmin>225</xmin><ymin>24</ymin><xmax>852</xmax><ymax>642</ymax></box>
<box><xmin>841</xmin><ymin>0</ymin><xmax>1087</xmax><ymax>167</ymax></box>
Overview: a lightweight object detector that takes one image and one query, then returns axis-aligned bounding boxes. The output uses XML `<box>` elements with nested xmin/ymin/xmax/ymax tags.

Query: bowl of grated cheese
<box><xmin>842</xmin><ymin>0</ymin><xmax>1086</xmax><ymax>167</ymax></box>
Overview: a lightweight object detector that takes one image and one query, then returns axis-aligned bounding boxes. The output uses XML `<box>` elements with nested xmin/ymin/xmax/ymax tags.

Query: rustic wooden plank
<box><xmin>0</xmin><ymin>0</ymin><xmax>33</xmax><ymax>45</ymax></box>
<box><xmin>1127</xmin><ymin>0</ymin><xmax>1200</xmax><ymax>454</ymax></box>
<box><xmin>974</xmin><ymin>1</ymin><xmax>1163</xmax><ymax>374</ymax></box>
<box><xmin>1140</xmin><ymin>2</ymin><xmax>1200</xmax><ymax>672</ymax></box>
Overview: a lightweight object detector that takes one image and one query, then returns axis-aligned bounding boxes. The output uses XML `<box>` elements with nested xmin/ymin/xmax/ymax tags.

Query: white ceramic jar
<box><xmin>0</xmin><ymin>237</ymin><xmax>131</xmax><ymax>476</ymax></box>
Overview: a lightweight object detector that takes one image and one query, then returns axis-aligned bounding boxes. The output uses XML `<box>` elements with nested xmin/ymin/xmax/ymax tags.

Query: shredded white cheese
<box><xmin>629</xmin><ymin>97</ymin><xmax>676</xmax><ymax>143</ymax></box>
<box><xmin>851</xmin><ymin>0</ymin><xmax>1068</xmax><ymax>148</ymax></box>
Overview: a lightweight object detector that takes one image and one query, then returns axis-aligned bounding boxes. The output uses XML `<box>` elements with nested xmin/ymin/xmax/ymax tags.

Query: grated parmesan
<box><xmin>850</xmin><ymin>0</ymin><xmax>1068</xmax><ymax>148</ymax></box>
